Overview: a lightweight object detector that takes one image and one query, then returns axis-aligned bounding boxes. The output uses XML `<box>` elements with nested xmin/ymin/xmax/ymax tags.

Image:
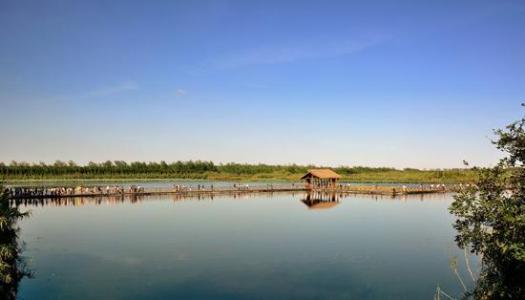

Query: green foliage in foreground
<box><xmin>0</xmin><ymin>184</ymin><xmax>30</xmax><ymax>299</ymax></box>
<box><xmin>0</xmin><ymin>160</ymin><xmax>477</xmax><ymax>183</ymax></box>
<box><xmin>450</xmin><ymin>112</ymin><xmax>525</xmax><ymax>299</ymax></box>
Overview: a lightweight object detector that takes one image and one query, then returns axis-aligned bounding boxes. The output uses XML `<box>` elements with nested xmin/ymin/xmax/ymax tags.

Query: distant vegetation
<box><xmin>0</xmin><ymin>160</ymin><xmax>477</xmax><ymax>183</ymax></box>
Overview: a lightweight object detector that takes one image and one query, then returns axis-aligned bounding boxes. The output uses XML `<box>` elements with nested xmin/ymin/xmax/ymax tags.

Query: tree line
<box><xmin>0</xmin><ymin>161</ymin><xmax>312</xmax><ymax>176</ymax></box>
<box><xmin>0</xmin><ymin>160</ymin><xmax>218</xmax><ymax>177</ymax></box>
<box><xmin>0</xmin><ymin>160</ymin><xmax>476</xmax><ymax>182</ymax></box>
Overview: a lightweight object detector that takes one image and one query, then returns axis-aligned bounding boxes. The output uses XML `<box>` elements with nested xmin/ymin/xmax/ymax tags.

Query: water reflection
<box><xmin>9</xmin><ymin>191</ymin><xmax>452</xmax><ymax>208</ymax></box>
<box><xmin>9</xmin><ymin>193</ymin><xmax>275</xmax><ymax>207</ymax></box>
<box><xmin>17</xmin><ymin>191</ymin><xmax>474</xmax><ymax>299</ymax></box>
<box><xmin>301</xmin><ymin>192</ymin><xmax>340</xmax><ymax>210</ymax></box>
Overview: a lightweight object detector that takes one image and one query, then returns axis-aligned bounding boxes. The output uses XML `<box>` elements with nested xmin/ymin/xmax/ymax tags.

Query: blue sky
<box><xmin>0</xmin><ymin>0</ymin><xmax>524</xmax><ymax>168</ymax></box>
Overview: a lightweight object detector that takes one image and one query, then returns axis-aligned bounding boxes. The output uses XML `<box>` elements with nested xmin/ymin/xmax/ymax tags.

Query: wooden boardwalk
<box><xmin>6</xmin><ymin>184</ymin><xmax>456</xmax><ymax>200</ymax></box>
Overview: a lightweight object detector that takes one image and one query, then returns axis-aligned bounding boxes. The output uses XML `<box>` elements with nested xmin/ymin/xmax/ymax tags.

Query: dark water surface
<box><xmin>17</xmin><ymin>192</ymin><xmax>477</xmax><ymax>299</ymax></box>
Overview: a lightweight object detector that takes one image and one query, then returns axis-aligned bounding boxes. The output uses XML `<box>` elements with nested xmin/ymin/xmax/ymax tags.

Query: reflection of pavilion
<box><xmin>301</xmin><ymin>192</ymin><xmax>340</xmax><ymax>210</ymax></box>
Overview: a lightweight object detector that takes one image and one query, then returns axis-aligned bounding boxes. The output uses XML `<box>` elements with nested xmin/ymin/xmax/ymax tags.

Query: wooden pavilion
<box><xmin>300</xmin><ymin>169</ymin><xmax>341</xmax><ymax>190</ymax></box>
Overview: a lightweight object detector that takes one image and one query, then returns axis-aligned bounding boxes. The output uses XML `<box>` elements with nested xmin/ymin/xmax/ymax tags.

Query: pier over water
<box><xmin>5</xmin><ymin>182</ymin><xmax>461</xmax><ymax>200</ymax></box>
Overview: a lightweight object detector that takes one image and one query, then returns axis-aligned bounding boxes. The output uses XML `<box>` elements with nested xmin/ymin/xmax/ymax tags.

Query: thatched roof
<box><xmin>301</xmin><ymin>169</ymin><xmax>341</xmax><ymax>179</ymax></box>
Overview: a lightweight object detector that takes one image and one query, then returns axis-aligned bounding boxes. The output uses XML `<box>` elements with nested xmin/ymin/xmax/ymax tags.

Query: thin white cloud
<box><xmin>176</xmin><ymin>88</ymin><xmax>187</xmax><ymax>97</ymax></box>
<box><xmin>88</xmin><ymin>82</ymin><xmax>139</xmax><ymax>97</ymax></box>
<box><xmin>211</xmin><ymin>35</ymin><xmax>390</xmax><ymax>69</ymax></box>
<box><xmin>8</xmin><ymin>81</ymin><xmax>140</xmax><ymax>106</ymax></box>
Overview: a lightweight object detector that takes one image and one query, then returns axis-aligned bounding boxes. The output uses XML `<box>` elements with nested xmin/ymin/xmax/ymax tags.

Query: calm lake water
<box><xmin>16</xmin><ymin>191</ymin><xmax>477</xmax><ymax>299</ymax></box>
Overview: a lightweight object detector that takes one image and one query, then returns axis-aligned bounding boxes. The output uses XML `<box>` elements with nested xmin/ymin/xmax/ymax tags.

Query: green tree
<box><xmin>450</xmin><ymin>109</ymin><xmax>525</xmax><ymax>299</ymax></box>
<box><xmin>0</xmin><ymin>184</ymin><xmax>30</xmax><ymax>299</ymax></box>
